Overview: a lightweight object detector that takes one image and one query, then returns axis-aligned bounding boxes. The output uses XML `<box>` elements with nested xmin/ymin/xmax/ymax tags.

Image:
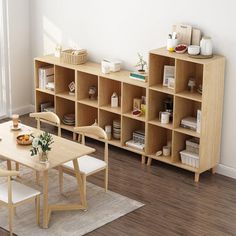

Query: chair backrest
<box><xmin>0</xmin><ymin>169</ymin><xmax>19</xmax><ymax>205</ymax></box>
<box><xmin>74</xmin><ymin>126</ymin><xmax>108</xmax><ymax>163</ymax></box>
<box><xmin>30</xmin><ymin>112</ymin><xmax>61</xmax><ymax>136</ymax></box>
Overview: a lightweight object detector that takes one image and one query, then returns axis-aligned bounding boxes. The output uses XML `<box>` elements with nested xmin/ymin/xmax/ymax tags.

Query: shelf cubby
<box><xmin>149</xmin><ymin>53</ymin><xmax>175</xmax><ymax>91</ymax></box>
<box><xmin>34</xmin><ymin>60</ymin><xmax>54</xmax><ymax>90</ymax></box>
<box><xmin>175</xmin><ymin>60</ymin><xmax>203</xmax><ymax>102</ymax></box>
<box><xmin>148</xmin><ymin>89</ymin><xmax>174</xmax><ymax>129</ymax></box>
<box><xmin>99</xmin><ymin>109</ymin><xmax>121</xmax><ymax>146</ymax></box>
<box><xmin>77</xmin><ymin>103</ymin><xmax>98</xmax><ymax>127</ymax></box>
<box><xmin>55</xmin><ymin>96</ymin><xmax>76</xmax><ymax>131</ymax></box>
<box><xmin>77</xmin><ymin>71</ymin><xmax>98</xmax><ymax>107</ymax></box>
<box><xmin>99</xmin><ymin>77</ymin><xmax>121</xmax><ymax>114</ymax></box>
<box><xmin>55</xmin><ymin>65</ymin><xmax>75</xmax><ymax>101</ymax></box>
<box><xmin>172</xmin><ymin>131</ymin><xmax>199</xmax><ymax>172</ymax></box>
<box><xmin>122</xmin><ymin>83</ymin><xmax>146</xmax><ymax>120</ymax></box>
<box><xmin>174</xmin><ymin>96</ymin><xmax>201</xmax><ymax>137</ymax></box>
<box><xmin>122</xmin><ymin>116</ymin><xmax>145</xmax><ymax>154</ymax></box>
<box><xmin>146</xmin><ymin>124</ymin><xmax>173</xmax><ymax>163</ymax></box>
<box><xmin>35</xmin><ymin>90</ymin><xmax>55</xmax><ymax>112</ymax></box>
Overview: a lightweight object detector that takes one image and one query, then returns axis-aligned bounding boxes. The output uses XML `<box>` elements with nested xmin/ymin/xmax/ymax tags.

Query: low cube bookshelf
<box><xmin>34</xmin><ymin>48</ymin><xmax>225</xmax><ymax>182</ymax></box>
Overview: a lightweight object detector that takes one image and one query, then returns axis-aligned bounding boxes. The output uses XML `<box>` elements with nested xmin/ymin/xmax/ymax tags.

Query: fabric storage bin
<box><xmin>186</xmin><ymin>138</ymin><xmax>199</xmax><ymax>154</ymax></box>
<box><xmin>180</xmin><ymin>150</ymin><xmax>199</xmax><ymax>168</ymax></box>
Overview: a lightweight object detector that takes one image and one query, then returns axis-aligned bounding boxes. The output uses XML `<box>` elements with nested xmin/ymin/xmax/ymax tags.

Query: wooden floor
<box><xmin>1</xmin><ymin>115</ymin><xmax>236</xmax><ymax>236</ymax></box>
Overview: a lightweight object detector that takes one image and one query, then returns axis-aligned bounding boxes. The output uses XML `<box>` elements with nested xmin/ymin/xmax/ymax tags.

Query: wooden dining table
<box><xmin>0</xmin><ymin>121</ymin><xmax>95</xmax><ymax>228</ymax></box>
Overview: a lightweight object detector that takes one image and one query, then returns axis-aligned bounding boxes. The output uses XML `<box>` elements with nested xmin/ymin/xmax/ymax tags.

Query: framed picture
<box><xmin>163</xmin><ymin>65</ymin><xmax>175</xmax><ymax>87</ymax></box>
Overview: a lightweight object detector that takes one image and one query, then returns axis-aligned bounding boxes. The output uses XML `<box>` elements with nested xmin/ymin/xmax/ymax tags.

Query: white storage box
<box><xmin>180</xmin><ymin>150</ymin><xmax>199</xmax><ymax>168</ymax></box>
<box><xmin>102</xmin><ymin>59</ymin><xmax>122</xmax><ymax>72</ymax></box>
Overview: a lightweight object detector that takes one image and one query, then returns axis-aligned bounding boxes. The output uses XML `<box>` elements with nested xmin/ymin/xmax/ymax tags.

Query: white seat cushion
<box><xmin>0</xmin><ymin>181</ymin><xmax>41</xmax><ymax>204</ymax></box>
<box><xmin>62</xmin><ymin>155</ymin><xmax>107</xmax><ymax>175</ymax></box>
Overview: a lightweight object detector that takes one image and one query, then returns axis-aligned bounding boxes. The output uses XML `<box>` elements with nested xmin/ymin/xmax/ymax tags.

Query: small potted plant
<box><xmin>30</xmin><ymin>132</ymin><xmax>54</xmax><ymax>163</ymax></box>
<box><xmin>135</xmin><ymin>53</ymin><xmax>147</xmax><ymax>73</ymax></box>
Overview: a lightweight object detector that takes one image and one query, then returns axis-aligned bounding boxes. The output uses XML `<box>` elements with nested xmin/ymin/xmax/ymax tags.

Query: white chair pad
<box><xmin>62</xmin><ymin>155</ymin><xmax>107</xmax><ymax>175</ymax></box>
<box><xmin>0</xmin><ymin>181</ymin><xmax>41</xmax><ymax>204</ymax></box>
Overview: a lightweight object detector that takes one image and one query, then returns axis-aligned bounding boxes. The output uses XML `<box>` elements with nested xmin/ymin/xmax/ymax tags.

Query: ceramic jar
<box><xmin>200</xmin><ymin>37</ymin><xmax>213</xmax><ymax>56</ymax></box>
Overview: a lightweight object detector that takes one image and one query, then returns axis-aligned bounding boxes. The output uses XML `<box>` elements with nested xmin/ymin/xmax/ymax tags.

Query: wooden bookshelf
<box><xmin>34</xmin><ymin>48</ymin><xmax>225</xmax><ymax>182</ymax></box>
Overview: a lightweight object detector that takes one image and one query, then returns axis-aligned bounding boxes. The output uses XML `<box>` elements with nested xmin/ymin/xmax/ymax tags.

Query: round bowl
<box><xmin>188</xmin><ymin>45</ymin><xmax>200</xmax><ymax>55</ymax></box>
<box><xmin>132</xmin><ymin>109</ymin><xmax>142</xmax><ymax>117</ymax></box>
<box><xmin>16</xmin><ymin>134</ymin><xmax>33</xmax><ymax>145</ymax></box>
<box><xmin>175</xmin><ymin>44</ymin><xmax>187</xmax><ymax>54</ymax></box>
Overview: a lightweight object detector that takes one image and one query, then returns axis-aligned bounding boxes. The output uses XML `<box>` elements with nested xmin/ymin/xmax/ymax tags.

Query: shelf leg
<box><xmin>141</xmin><ymin>155</ymin><xmax>146</xmax><ymax>164</ymax></box>
<box><xmin>194</xmin><ymin>173</ymin><xmax>200</xmax><ymax>182</ymax></box>
<box><xmin>147</xmin><ymin>157</ymin><xmax>152</xmax><ymax>166</ymax></box>
<box><xmin>212</xmin><ymin>166</ymin><xmax>217</xmax><ymax>174</ymax></box>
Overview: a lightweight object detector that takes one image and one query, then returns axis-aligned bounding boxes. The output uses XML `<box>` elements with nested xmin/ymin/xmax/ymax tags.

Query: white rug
<box><xmin>0</xmin><ymin>165</ymin><xmax>144</xmax><ymax>236</ymax></box>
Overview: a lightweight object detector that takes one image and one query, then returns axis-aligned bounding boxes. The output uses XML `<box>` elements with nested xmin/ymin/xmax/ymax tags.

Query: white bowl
<box><xmin>188</xmin><ymin>45</ymin><xmax>200</xmax><ymax>55</ymax></box>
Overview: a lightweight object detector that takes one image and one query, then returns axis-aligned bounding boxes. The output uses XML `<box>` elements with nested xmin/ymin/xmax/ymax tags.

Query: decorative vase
<box><xmin>39</xmin><ymin>151</ymin><xmax>49</xmax><ymax>163</ymax></box>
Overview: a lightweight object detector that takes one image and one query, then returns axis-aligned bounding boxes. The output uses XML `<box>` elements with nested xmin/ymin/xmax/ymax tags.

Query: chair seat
<box><xmin>0</xmin><ymin>181</ymin><xmax>41</xmax><ymax>204</ymax></box>
<box><xmin>62</xmin><ymin>155</ymin><xmax>107</xmax><ymax>175</ymax></box>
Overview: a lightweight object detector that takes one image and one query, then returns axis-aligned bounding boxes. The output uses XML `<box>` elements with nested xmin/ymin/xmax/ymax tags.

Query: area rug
<box><xmin>0</xmin><ymin>164</ymin><xmax>144</xmax><ymax>236</ymax></box>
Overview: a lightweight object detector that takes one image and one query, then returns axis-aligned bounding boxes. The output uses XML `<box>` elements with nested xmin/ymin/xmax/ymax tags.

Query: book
<box><xmin>125</xmin><ymin>139</ymin><xmax>145</xmax><ymax>150</ymax></box>
<box><xmin>39</xmin><ymin>66</ymin><xmax>54</xmax><ymax>89</ymax></box>
<box><xmin>129</xmin><ymin>72</ymin><xmax>148</xmax><ymax>82</ymax></box>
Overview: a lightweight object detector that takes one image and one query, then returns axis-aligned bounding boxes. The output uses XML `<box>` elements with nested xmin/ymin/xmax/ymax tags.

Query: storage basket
<box><xmin>60</xmin><ymin>49</ymin><xmax>87</xmax><ymax>65</ymax></box>
<box><xmin>180</xmin><ymin>150</ymin><xmax>199</xmax><ymax>168</ymax></box>
<box><xmin>186</xmin><ymin>138</ymin><xmax>199</xmax><ymax>154</ymax></box>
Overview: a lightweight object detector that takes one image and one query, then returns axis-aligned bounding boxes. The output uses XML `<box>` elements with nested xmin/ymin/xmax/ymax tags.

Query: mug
<box><xmin>12</xmin><ymin>114</ymin><xmax>20</xmax><ymax>128</ymax></box>
<box><xmin>159</xmin><ymin>111</ymin><xmax>170</xmax><ymax>124</ymax></box>
<box><xmin>163</xmin><ymin>146</ymin><xmax>171</xmax><ymax>156</ymax></box>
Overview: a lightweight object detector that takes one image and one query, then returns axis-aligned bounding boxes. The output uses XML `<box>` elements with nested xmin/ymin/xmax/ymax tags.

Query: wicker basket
<box><xmin>60</xmin><ymin>49</ymin><xmax>87</xmax><ymax>65</ymax></box>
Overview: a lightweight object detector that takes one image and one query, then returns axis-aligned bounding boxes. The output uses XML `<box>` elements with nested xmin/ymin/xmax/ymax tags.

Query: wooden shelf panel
<box><xmin>172</xmin><ymin>161</ymin><xmax>198</xmax><ymax>173</ymax></box>
<box><xmin>174</xmin><ymin>127</ymin><xmax>200</xmax><ymax>138</ymax></box>
<box><xmin>56</xmin><ymin>92</ymin><xmax>75</xmax><ymax>101</ymax></box>
<box><xmin>176</xmin><ymin>91</ymin><xmax>202</xmax><ymax>102</ymax></box>
<box><xmin>123</xmin><ymin>111</ymin><xmax>146</xmax><ymax>122</ymax></box>
<box><xmin>60</xmin><ymin>124</ymin><xmax>75</xmax><ymax>132</ymax></box>
<box><xmin>123</xmin><ymin>145</ymin><xmax>145</xmax><ymax>155</ymax></box>
<box><xmin>149</xmin><ymin>84</ymin><xmax>174</xmax><ymax>95</ymax></box>
<box><xmin>148</xmin><ymin>154</ymin><xmax>172</xmax><ymax>164</ymax></box>
<box><xmin>148</xmin><ymin>119</ymin><xmax>173</xmax><ymax>130</ymax></box>
<box><xmin>36</xmin><ymin>88</ymin><xmax>55</xmax><ymax>96</ymax></box>
<box><xmin>100</xmin><ymin>105</ymin><xmax>121</xmax><ymax>114</ymax></box>
<box><xmin>78</xmin><ymin>98</ymin><xmax>98</xmax><ymax>108</ymax></box>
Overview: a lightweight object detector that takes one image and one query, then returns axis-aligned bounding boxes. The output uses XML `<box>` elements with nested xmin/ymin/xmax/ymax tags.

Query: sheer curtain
<box><xmin>0</xmin><ymin>0</ymin><xmax>8</xmax><ymax>118</ymax></box>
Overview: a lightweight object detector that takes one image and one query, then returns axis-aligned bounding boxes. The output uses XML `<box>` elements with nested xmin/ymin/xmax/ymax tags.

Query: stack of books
<box><xmin>125</xmin><ymin>130</ymin><xmax>145</xmax><ymax>150</ymax></box>
<box><xmin>39</xmin><ymin>66</ymin><xmax>54</xmax><ymax>90</ymax></box>
<box><xmin>129</xmin><ymin>72</ymin><xmax>148</xmax><ymax>82</ymax></box>
<box><xmin>62</xmin><ymin>113</ymin><xmax>75</xmax><ymax>126</ymax></box>
<box><xmin>40</xmin><ymin>102</ymin><xmax>54</xmax><ymax>112</ymax></box>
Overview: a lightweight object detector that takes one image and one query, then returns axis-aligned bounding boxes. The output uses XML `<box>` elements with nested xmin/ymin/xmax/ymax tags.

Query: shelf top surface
<box><xmin>34</xmin><ymin>55</ymin><xmax>148</xmax><ymax>88</ymax></box>
<box><xmin>150</xmin><ymin>47</ymin><xmax>225</xmax><ymax>64</ymax></box>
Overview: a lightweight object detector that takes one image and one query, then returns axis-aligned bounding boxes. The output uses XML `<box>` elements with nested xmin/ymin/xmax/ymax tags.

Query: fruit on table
<box><xmin>18</xmin><ymin>134</ymin><xmax>30</xmax><ymax>141</ymax></box>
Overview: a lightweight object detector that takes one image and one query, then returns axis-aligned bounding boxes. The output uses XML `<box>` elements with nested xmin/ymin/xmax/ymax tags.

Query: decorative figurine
<box><xmin>188</xmin><ymin>77</ymin><xmax>196</xmax><ymax>93</ymax></box>
<box><xmin>88</xmin><ymin>86</ymin><xmax>97</xmax><ymax>100</ymax></box>
<box><xmin>68</xmin><ymin>81</ymin><xmax>75</xmax><ymax>95</ymax></box>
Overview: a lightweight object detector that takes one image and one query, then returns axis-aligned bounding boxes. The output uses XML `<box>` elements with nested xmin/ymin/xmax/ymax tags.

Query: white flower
<box><xmin>32</xmin><ymin>138</ymin><xmax>39</xmax><ymax>148</ymax></box>
<box><xmin>42</xmin><ymin>140</ymin><xmax>47</xmax><ymax>146</ymax></box>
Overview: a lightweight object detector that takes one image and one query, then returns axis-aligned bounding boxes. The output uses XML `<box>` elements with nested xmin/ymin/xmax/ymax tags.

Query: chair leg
<box><xmin>15</xmin><ymin>162</ymin><xmax>19</xmax><ymax>171</ymax></box>
<box><xmin>36</xmin><ymin>171</ymin><xmax>40</xmax><ymax>185</ymax></box>
<box><xmin>105</xmin><ymin>168</ymin><xmax>108</xmax><ymax>192</ymax></box>
<box><xmin>59</xmin><ymin>167</ymin><xmax>64</xmax><ymax>194</ymax></box>
<box><xmin>35</xmin><ymin>195</ymin><xmax>40</xmax><ymax>226</ymax></box>
<box><xmin>7</xmin><ymin>160</ymin><xmax>12</xmax><ymax>171</ymax></box>
<box><xmin>82</xmin><ymin>175</ymin><xmax>87</xmax><ymax>210</ymax></box>
<box><xmin>8</xmin><ymin>205</ymin><xmax>14</xmax><ymax>236</ymax></box>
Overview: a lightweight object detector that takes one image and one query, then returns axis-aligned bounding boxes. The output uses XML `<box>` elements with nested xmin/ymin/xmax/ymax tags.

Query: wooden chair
<box><xmin>59</xmin><ymin>126</ymin><xmax>108</xmax><ymax>208</ymax></box>
<box><xmin>0</xmin><ymin>168</ymin><xmax>41</xmax><ymax>236</ymax></box>
<box><xmin>29</xmin><ymin>112</ymin><xmax>61</xmax><ymax>183</ymax></box>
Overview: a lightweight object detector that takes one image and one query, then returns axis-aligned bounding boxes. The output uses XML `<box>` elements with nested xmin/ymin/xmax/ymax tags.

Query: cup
<box><xmin>159</xmin><ymin>111</ymin><xmax>170</xmax><ymax>124</ymax></box>
<box><xmin>163</xmin><ymin>146</ymin><xmax>171</xmax><ymax>156</ymax></box>
<box><xmin>105</xmin><ymin>125</ymin><xmax>112</xmax><ymax>140</ymax></box>
<box><xmin>12</xmin><ymin>114</ymin><xmax>20</xmax><ymax>128</ymax></box>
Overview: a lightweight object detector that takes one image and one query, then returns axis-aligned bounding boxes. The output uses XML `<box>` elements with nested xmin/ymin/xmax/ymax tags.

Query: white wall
<box><xmin>6</xmin><ymin>0</ymin><xmax>33</xmax><ymax>115</ymax></box>
<box><xmin>29</xmin><ymin>0</ymin><xmax>236</xmax><ymax>176</ymax></box>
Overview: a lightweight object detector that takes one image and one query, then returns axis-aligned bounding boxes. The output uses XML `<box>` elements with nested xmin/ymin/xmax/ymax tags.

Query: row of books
<box><xmin>39</xmin><ymin>66</ymin><xmax>55</xmax><ymax>90</ymax></box>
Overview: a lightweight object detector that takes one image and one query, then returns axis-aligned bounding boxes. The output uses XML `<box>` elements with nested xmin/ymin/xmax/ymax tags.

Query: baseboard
<box><xmin>216</xmin><ymin>164</ymin><xmax>236</xmax><ymax>179</ymax></box>
<box><xmin>10</xmin><ymin>104</ymin><xmax>34</xmax><ymax>116</ymax></box>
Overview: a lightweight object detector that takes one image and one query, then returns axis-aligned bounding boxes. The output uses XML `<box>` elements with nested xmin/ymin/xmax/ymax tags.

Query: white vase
<box><xmin>200</xmin><ymin>37</ymin><xmax>213</xmax><ymax>56</ymax></box>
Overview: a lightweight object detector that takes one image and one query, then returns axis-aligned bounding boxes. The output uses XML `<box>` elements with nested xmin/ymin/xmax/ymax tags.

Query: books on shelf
<box><xmin>125</xmin><ymin>139</ymin><xmax>145</xmax><ymax>150</ymax></box>
<box><xmin>39</xmin><ymin>66</ymin><xmax>54</xmax><ymax>90</ymax></box>
<box><xmin>40</xmin><ymin>102</ymin><xmax>54</xmax><ymax>112</ymax></box>
<box><xmin>129</xmin><ymin>72</ymin><xmax>148</xmax><ymax>82</ymax></box>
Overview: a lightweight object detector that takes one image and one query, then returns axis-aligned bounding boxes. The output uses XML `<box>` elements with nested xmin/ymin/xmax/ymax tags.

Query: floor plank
<box><xmin>1</xmin><ymin>115</ymin><xmax>236</xmax><ymax>236</ymax></box>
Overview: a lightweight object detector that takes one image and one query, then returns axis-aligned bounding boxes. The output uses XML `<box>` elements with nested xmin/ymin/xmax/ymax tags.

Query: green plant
<box><xmin>30</xmin><ymin>132</ymin><xmax>54</xmax><ymax>156</ymax></box>
<box><xmin>135</xmin><ymin>53</ymin><xmax>147</xmax><ymax>72</ymax></box>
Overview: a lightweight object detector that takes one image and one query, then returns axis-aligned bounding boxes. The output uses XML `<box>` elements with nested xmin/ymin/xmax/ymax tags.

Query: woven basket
<box><xmin>60</xmin><ymin>49</ymin><xmax>87</xmax><ymax>65</ymax></box>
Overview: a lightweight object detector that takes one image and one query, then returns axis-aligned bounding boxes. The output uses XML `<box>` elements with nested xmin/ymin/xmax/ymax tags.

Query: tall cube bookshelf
<box><xmin>34</xmin><ymin>48</ymin><xmax>225</xmax><ymax>181</ymax></box>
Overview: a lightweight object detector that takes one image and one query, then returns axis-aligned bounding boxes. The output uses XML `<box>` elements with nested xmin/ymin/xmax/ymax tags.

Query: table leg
<box><xmin>72</xmin><ymin>159</ymin><xmax>87</xmax><ymax>209</ymax></box>
<box><xmin>43</xmin><ymin>170</ymin><xmax>49</xmax><ymax>228</ymax></box>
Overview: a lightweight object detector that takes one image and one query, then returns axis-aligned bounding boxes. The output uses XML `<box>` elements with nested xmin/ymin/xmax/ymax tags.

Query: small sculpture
<box><xmin>88</xmin><ymin>86</ymin><xmax>97</xmax><ymax>100</ymax></box>
<box><xmin>68</xmin><ymin>81</ymin><xmax>75</xmax><ymax>95</ymax></box>
<box><xmin>188</xmin><ymin>78</ymin><xmax>196</xmax><ymax>93</ymax></box>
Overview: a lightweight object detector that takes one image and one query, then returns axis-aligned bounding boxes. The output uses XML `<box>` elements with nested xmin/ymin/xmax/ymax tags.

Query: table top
<box><xmin>0</xmin><ymin>121</ymin><xmax>95</xmax><ymax>172</ymax></box>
